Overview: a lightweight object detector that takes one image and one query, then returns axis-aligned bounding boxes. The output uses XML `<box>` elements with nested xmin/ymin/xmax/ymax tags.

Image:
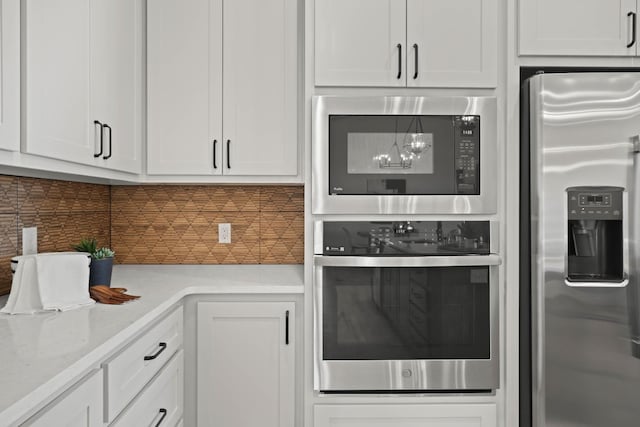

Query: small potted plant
<box><xmin>72</xmin><ymin>238</ymin><xmax>115</xmax><ymax>287</ymax></box>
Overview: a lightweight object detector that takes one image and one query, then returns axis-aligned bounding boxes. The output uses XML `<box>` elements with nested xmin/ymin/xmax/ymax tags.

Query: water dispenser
<box><xmin>566</xmin><ymin>187</ymin><xmax>624</xmax><ymax>283</ymax></box>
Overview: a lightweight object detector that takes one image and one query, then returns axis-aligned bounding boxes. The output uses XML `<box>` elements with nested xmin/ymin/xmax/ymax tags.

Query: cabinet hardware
<box><xmin>629</xmin><ymin>12</ymin><xmax>637</xmax><ymax>48</ymax></box>
<box><xmin>396</xmin><ymin>44</ymin><xmax>402</xmax><ymax>79</ymax></box>
<box><xmin>153</xmin><ymin>408</ymin><xmax>168</xmax><ymax>427</ymax></box>
<box><xmin>226</xmin><ymin>139</ymin><xmax>231</xmax><ymax>169</ymax></box>
<box><xmin>213</xmin><ymin>139</ymin><xmax>218</xmax><ymax>169</ymax></box>
<box><xmin>413</xmin><ymin>44</ymin><xmax>419</xmax><ymax>79</ymax></box>
<box><xmin>285</xmin><ymin>310</ymin><xmax>290</xmax><ymax>345</ymax></box>
<box><xmin>144</xmin><ymin>342</ymin><xmax>167</xmax><ymax>361</ymax></box>
<box><xmin>93</xmin><ymin>120</ymin><xmax>103</xmax><ymax>157</ymax></box>
<box><xmin>103</xmin><ymin>124</ymin><xmax>112</xmax><ymax>160</ymax></box>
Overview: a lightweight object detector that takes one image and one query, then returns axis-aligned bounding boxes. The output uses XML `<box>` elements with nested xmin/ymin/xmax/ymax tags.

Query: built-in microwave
<box><xmin>312</xmin><ymin>96</ymin><xmax>497</xmax><ymax>214</ymax></box>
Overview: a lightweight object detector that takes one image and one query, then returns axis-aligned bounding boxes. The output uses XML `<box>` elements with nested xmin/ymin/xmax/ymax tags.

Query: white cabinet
<box><xmin>519</xmin><ymin>0</ymin><xmax>637</xmax><ymax>56</ymax></box>
<box><xmin>147</xmin><ymin>0</ymin><xmax>298</xmax><ymax>177</ymax></box>
<box><xmin>23</xmin><ymin>0</ymin><xmax>142</xmax><ymax>174</ymax></box>
<box><xmin>24</xmin><ymin>370</ymin><xmax>103</xmax><ymax>427</ymax></box>
<box><xmin>0</xmin><ymin>0</ymin><xmax>19</xmax><ymax>152</ymax></box>
<box><xmin>314</xmin><ymin>404</ymin><xmax>497</xmax><ymax>427</ymax></box>
<box><xmin>103</xmin><ymin>306</ymin><xmax>183</xmax><ymax>423</ymax></box>
<box><xmin>315</xmin><ymin>0</ymin><xmax>497</xmax><ymax>87</ymax></box>
<box><xmin>111</xmin><ymin>350</ymin><xmax>184</xmax><ymax>427</ymax></box>
<box><xmin>197</xmin><ymin>301</ymin><xmax>295</xmax><ymax>427</ymax></box>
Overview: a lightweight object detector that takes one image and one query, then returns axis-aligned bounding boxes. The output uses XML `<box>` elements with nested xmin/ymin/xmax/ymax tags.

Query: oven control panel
<box><xmin>320</xmin><ymin>221</ymin><xmax>491</xmax><ymax>256</ymax></box>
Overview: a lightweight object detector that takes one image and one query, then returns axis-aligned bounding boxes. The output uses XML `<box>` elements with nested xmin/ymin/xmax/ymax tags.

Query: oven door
<box><xmin>313</xmin><ymin>255</ymin><xmax>500</xmax><ymax>392</ymax></box>
<box><xmin>312</xmin><ymin>96</ymin><xmax>497</xmax><ymax>214</ymax></box>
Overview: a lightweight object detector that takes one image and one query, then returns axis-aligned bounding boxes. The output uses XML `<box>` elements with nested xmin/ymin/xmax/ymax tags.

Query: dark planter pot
<box><xmin>89</xmin><ymin>257</ymin><xmax>114</xmax><ymax>287</ymax></box>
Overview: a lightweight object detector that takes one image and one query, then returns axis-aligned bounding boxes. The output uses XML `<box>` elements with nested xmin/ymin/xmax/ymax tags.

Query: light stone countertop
<box><xmin>0</xmin><ymin>264</ymin><xmax>304</xmax><ymax>427</ymax></box>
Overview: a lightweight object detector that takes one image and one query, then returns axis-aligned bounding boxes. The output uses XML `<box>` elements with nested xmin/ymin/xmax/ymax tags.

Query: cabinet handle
<box><xmin>144</xmin><ymin>342</ymin><xmax>167</xmax><ymax>361</ymax></box>
<box><xmin>226</xmin><ymin>139</ymin><xmax>231</xmax><ymax>169</ymax></box>
<box><xmin>153</xmin><ymin>409</ymin><xmax>168</xmax><ymax>427</ymax></box>
<box><xmin>413</xmin><ymin>43</ymin><xmax>419</xmax><ymax>79</ymax></box>
<box><xmin>628</xmin><ymin>12</ymin><xmax>637</xmax><ymax>48</ymax></box>
<box><xmin>396</xmin><ymin>44</ymin><xmax>402</xmax><ymax>79</ymax></box>
<box><xmin>102</xmin><ymin>124</ymin><xmax>112</xmax><ymax>160</ymax></box>
<box><xmin>93</xmin><ymin>120</ymin><xmax>103</xmax><ymax>157</ymax></box>
<box><xmin>213</xmin><ymin>139</ymin><xmax>218</xmax><ymax>169</ymax></box>
<box><xmin>285</xmin><ymin>310</ymin><xmax>290</xmax><ymax>345</ymax></box>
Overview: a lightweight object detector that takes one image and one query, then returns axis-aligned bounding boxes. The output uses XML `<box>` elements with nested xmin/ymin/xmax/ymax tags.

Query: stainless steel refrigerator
<box><xmin>522</xmin><ymin>72</ymin><xmax>640</xmax><ymax>427</ymax></box>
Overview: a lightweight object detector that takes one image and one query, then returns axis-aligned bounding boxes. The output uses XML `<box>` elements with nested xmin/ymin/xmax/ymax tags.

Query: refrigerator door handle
<box><xmin>632</xmin><ymin>135</ymin><xmax>640</xmax><ymax>154</ymax></box>
<box><xmin>565</xmin><ymin>277</ymin><xmax>629</xmax><ymax>288</ymax></box>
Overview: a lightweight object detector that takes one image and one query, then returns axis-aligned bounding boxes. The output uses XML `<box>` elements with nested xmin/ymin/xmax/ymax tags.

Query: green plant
<box><xmin>72</xmin><ymin>238</ymin><xmax>115</xmax><ymax>259</ymax></box>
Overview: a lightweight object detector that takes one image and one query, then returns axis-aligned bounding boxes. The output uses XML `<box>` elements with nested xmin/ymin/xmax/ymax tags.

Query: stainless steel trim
<box><xmin>311</xmin><ymin>95</ymin><xmax>498</xmax><ymax>214</ymax></box>
<box><xmin>313</xmin><ymin>254</ymin><xmax>501</xmax><ymax>267</ymax></box>
<box><xmin>313</xmin><ymin>260</ymin><xmax>500</xmax><ymax>391</ymax></box>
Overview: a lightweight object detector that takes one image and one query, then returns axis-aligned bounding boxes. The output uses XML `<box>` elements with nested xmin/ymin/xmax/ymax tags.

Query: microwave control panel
<box><xmin>454</xmin><ymin>116</ymin><xmax>480</xmax><ymax>194</ymax></box>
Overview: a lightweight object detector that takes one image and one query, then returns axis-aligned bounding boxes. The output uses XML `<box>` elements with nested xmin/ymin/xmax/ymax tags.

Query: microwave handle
<box><xmin>313</xmin><ymin>254</ymin><xmax>501</xmax><ymax>268</ymax></box>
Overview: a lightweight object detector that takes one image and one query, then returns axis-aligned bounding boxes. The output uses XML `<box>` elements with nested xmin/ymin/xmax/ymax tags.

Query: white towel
<box><xmin>1</xmin><ymin>253</ymin><xmax>94</xmax><ymax>315</ymax></box>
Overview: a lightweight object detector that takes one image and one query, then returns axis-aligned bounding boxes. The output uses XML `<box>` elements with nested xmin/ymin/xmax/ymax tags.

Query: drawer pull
<box><xmin>154</xmin><ymin>408</ymin><xmax>168</xmax><ymax>427</ymax></box>
<box><xmin>144</xmin><ymin>342</ymin><xmax>167</xmax><ymax>361</ymax></box>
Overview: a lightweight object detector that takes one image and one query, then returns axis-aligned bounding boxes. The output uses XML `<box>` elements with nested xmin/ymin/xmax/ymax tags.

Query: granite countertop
<box><xmin>0</xmin><ymin>264</ymin><xmax>304</xmax><ymax>426</ymax></box>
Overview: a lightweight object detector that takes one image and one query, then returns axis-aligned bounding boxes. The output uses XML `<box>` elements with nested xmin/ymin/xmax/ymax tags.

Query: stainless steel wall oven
<box><xmin>313</xmin><ymin>220</ymin><xmax>500</xmax><ymax>392</ymax></box>
<box><xmin>312</xmin><ymin>96</ymin><xmax>497</xmax><ymax>214</ymax></box>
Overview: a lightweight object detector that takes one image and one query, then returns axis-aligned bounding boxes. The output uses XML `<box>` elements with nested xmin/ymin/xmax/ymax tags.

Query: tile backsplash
<box><xmin>0</xmin><ymin>176</ymin><xmax>111</xmax><ymax>295</ymax></box>
<box><xmin>0</xmin><ymin>175</ymin><xmax>304</xmax><ymax>295</ymax></box>
<box><xmin>110</xmin><ymin>185</ymin><xmax>304</xmax><ymax>264</ymax></box>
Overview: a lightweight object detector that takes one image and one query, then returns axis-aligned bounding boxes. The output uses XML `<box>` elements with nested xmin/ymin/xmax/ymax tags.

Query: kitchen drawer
<box><xmin>314</xmin><ymin>404</ymin><xmax>497</xmax><ymax>427</ymax></box>
<box><xmin>103</xmin><ymin>305</ymin><xmax>183</xmax><ymax>422</ymax></box>
<box><xmin>112</xmin><ymin>350</ymin><xmax>184</xmax><ymax>427</ymax></box>
<box><xmin>24</xmin><ymin>369</ymin><xmax>103</xmax><ymax>426</ymax></box>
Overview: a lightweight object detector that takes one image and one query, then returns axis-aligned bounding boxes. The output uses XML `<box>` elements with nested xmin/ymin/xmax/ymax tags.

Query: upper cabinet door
<box><xmin>519</xmin><ymin>0</ymin><xmax>637</xmax><ymax>56</ymax></box>
<box><xmin>315</xmin><ymin>0</ymin><xmax>407</xmax><ymax>87</ymax></box>
<box><xmin>147</xmin><ymin>0</ymin><xmax>223</xmax><ymax>175</ymax></box>
<box><xmin>222</xmin><ymin>0</ymin><xmax>297</xmax><ymax>176</ymax></box>
<box><xmin>0</xmin><ymin>0</ymin><xmax>19</xmax><ymax>152</ymax></box>
<box><xmin>91</xmin><ymin>0</ymin><xmax>142</xmax><ymax>174</ymax></box>
<box><xmin>407</xmin><ymin>0</ymin><xmax>497</xmax><ymax>88</ymax></box>
<box><xmin>23</xmin><ymin>0</ymin><xmax>94</xmax><ymax>163</ymax></box>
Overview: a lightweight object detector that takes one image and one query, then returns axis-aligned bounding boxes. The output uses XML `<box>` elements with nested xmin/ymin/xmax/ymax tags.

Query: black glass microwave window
<box><xmin>328</xmin><ymin>115</ymin><xmax>480</xmax><ymax>196</ymax></box>
<box><xmin>322</xmin><ymin>266</ymin><xmax>490</xmax><ymax>360</ymax></box>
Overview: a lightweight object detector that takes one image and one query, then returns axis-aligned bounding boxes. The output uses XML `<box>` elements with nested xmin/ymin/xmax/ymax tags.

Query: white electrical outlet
<box><xmin>218</xmin><ymin>223</ymin><xmax>231</xmax><ymax>244</ymax></box>
<box><xmin>22</xmin><ymin>227</ymin><xmax>38</xmax><ymax>255</ymax></box>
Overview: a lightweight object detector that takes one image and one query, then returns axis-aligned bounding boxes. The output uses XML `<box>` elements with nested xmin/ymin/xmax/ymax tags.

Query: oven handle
<box><xmin>313</xmin><ymin>254</ymin><xmax>501</xmax><ymax>267</ymax></box>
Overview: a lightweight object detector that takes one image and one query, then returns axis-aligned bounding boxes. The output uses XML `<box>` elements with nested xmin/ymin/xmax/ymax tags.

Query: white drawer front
<box><xmin>112</xmin><ymin>350</ymin><xmax>184</xmax><ymax>427</ymax></box>
<box><xmin>25</xmin><ymin>370</ymin><xmax>103</xmax><ymax>427</ymax></box>
<box><xmin>314</xmin><ymin>404</ymin><xmax>497</xmax><ymax>427</ymax></box>
<box><xmin>104</xmin><ymin>306</ymin><xmax>183</xmax><ymax>422</ymax></box>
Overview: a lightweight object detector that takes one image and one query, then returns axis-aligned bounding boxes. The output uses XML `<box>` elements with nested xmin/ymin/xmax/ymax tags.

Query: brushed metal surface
<box><xmin>530</xmin><ymin>73</ymin><xmax>640</xmax><ymax>427</ymax></box>
<box><xmin>313</xmin><ymin>257</ymin><xmax>500</xmax><ymax>391</ymax></box>
<box><xmin>311</xmin><ymin>96</ymin><xmax>497</xmax><ymax>214</ymax></box>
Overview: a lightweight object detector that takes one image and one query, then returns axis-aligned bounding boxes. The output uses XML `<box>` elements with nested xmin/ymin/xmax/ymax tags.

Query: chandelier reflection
<box><xmin>376</xmin><ymin>116</ymin><xmax>432</xmax><ymax>169</ymax></box>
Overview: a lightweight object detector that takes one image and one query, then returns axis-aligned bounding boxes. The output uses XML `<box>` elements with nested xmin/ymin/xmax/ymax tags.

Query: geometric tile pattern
<box><xmin>0</xmin><ymin>176</ymin><xmax>303</xmax><ymax>295</ymax></box>
<box><xmin>0</xmin><ymin>175</ymin><xmax>111</xmax><ymax>296</ymax></box>
<box><xmin>111</xmin><ymin>185</ymin><xmax>304</xmax><ymax>265</ymax></box>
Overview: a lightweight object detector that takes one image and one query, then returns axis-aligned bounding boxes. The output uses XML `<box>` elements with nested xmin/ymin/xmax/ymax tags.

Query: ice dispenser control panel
<box><xmin>567</xmin><ymin>188</ymin><xmax>622</xmax><ymax>220</ymax></box>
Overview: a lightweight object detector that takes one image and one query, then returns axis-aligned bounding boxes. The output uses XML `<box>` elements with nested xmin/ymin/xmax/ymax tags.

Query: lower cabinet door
<box><xmin>24</xmin><ymin>370</ymin><xmax>103</xmax><ymax>427</ymax></box>
<box><xmin>197</xmin><ymin>301</ymin><xmax>295</xmax><ymax>427</ymax></box>
<box><xmin>111</xmin><ymin>350</ymin><xmax>184</xmax><ymax>427</ymax></box>
<box><xmin>314</xmin><ymin>404</ymin><xmax>497</xmax><ymax>427</ymax></box>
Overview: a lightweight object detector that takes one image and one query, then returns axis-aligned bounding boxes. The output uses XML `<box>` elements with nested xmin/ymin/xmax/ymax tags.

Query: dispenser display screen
<box><xmin>579</xmin><ymin>193</ymin><xmax>611</xmax><ymax>207</ymax></box>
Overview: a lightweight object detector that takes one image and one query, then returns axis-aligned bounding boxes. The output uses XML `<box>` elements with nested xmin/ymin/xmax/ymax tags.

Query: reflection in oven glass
<box><xmin>323</xmin><ymin>266</ymin><xmax>490</xmax><ymax>360</ymax></box>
